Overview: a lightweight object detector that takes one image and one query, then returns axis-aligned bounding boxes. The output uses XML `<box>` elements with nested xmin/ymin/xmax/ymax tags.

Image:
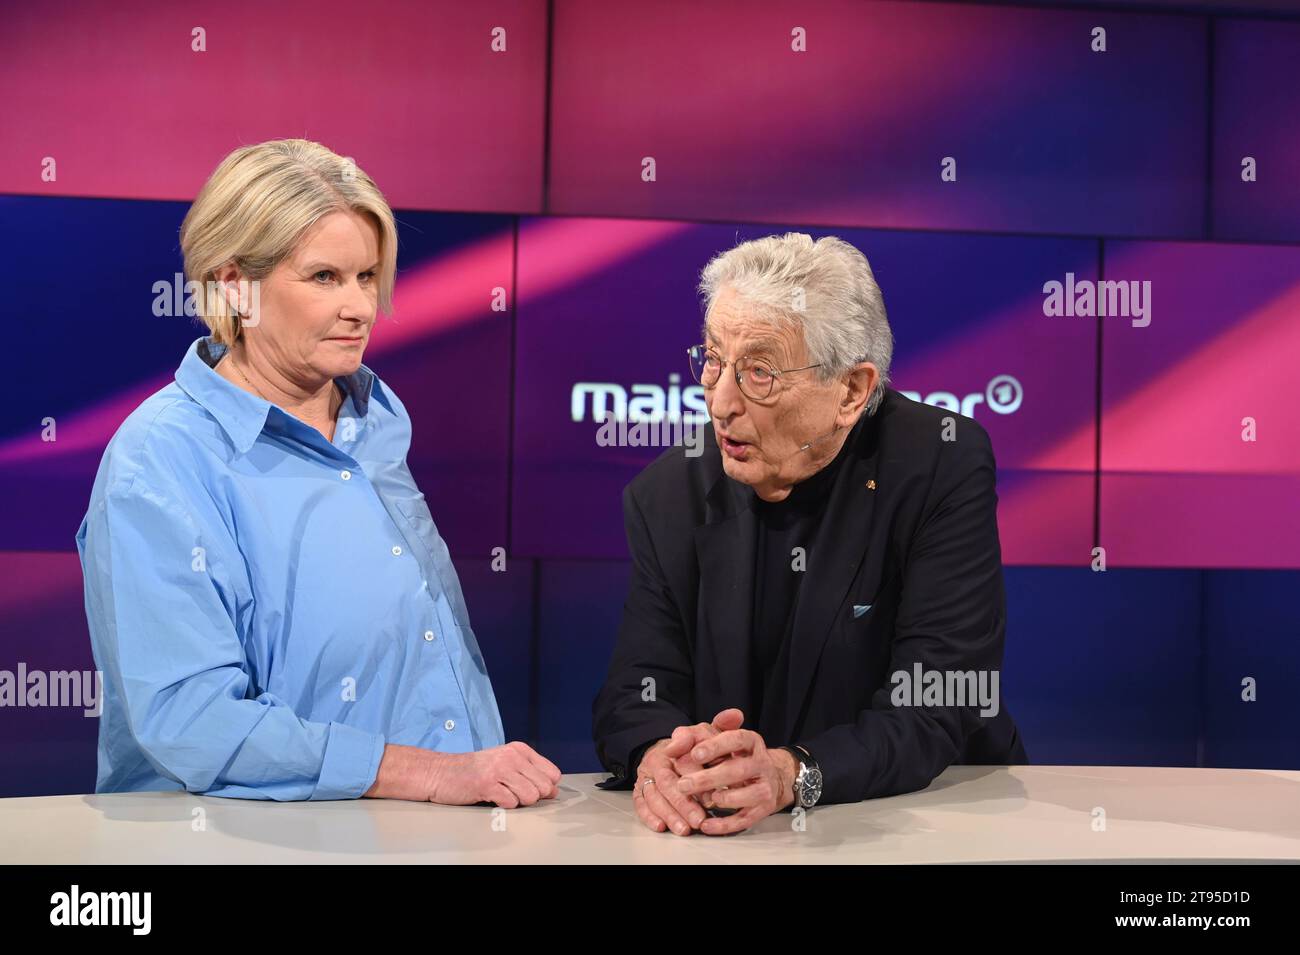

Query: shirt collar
<box><xmin>174</xmin><ymin>336</ymin><xmax>378</xmax><ymax>455</ymax></box>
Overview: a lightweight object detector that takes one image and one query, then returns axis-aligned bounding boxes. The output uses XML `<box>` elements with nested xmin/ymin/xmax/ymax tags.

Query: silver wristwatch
<box><xmin>782</xmin><ymin>745</ymin><xmax>823</xmax><ymax>809</ymax></box>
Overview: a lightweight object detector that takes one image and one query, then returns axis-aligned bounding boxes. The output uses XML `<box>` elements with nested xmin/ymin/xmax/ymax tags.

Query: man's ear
<box><xmin>837</xmin><ymin>362</ymin><xmax>879</xmax><ymax>427</ymax></box>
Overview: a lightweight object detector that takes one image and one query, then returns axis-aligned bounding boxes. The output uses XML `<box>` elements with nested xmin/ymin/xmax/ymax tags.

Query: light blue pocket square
<box><xmin>853</xmin><ymin>604</ymin><xmax>873</xmax><ymax>618</ymax></box>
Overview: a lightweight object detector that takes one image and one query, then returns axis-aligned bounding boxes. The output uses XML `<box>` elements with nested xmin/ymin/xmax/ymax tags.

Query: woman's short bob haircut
<box><xmin>180</xmin><ymin>139</ymin><xmax>398</xmax><ymax>346</ymax></box>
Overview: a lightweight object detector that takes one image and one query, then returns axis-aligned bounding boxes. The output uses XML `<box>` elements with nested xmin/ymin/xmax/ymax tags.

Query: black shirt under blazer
<box><xmin>592</xmin><ymin>387</ymin><xmax>1028</xmax><ymax>805</ymax></box>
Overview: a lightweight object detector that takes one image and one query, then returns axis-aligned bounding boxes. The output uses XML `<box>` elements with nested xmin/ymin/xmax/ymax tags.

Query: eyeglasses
<box><xmin>686</xmin><ymin>344</ymin><xmax>822</xmax><ymax>401</ymax></box>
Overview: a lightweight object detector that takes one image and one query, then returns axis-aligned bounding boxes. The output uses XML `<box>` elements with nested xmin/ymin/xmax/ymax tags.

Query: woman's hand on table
<box><xmin>426</xmin><ymin>741</ymin><xmax>562</xmax><ymax>808</ymax></box>
<box><xmin>365</xmin><ymin>741</ymin><xmax>561</xmax><ymax>807</ymax></box>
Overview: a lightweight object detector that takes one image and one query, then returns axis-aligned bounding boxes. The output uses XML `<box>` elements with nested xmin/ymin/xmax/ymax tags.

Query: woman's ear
<box><xmin>212</xmin><ymin>262</ymin><xmax>244</xmax><ymax>315</ymax></box>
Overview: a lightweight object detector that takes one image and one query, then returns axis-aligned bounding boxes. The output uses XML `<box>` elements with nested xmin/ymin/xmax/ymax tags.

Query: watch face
<box><xmin>801</xmin><ymin>767</ymin><xmax>824</xmax><ymax>807</ymax></box>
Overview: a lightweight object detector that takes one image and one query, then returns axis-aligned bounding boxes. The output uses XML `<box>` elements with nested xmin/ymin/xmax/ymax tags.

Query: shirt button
<box><xmin>340</xmin><ymin>469</ymin><xmax>352</xmax><ymax>481</ymax></box>
<box><xmin>391</xmin><ymin>545</ymin><xmax>402</xmax><ymax>556</ymax></box>
<box><xmin>444</xmin><ymin>719</ymin><xmax>456</xmax><ymax>731</ymax></box>
<box><xmin>423</xmin><ymin>630</ymin><xmax>435</xmax><ymax>642</ymax></box>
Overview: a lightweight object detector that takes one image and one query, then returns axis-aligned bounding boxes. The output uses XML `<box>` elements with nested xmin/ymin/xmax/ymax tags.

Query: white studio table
<box><xmin>2</xmin><ymin>766</ymin><xmax>1298</xmax><ymax>864</ymax></box>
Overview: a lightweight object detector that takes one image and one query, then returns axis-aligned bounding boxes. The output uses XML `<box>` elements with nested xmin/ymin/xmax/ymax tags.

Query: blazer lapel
<box><xmin>693</xmin><ymin>472</ymin><xmax>757</xmax><ymax>718</ymax></box>
<box><xmin>783</xmin><ymin>414</ymin><xmax>883</xmax><ymax>741</ymax></box>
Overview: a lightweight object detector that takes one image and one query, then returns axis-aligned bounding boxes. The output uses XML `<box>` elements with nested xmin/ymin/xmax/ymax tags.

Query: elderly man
<box><xmin>592</xmin><ymin>232</ymin><xmax>1027</xmax><ymax>836</ymax></box>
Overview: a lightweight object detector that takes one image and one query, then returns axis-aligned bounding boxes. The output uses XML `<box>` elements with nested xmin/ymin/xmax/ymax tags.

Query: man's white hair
<box><xmin>698</xmin><ymin>233</ymin><xmax>893</xmax><ymax>415</ymax></box>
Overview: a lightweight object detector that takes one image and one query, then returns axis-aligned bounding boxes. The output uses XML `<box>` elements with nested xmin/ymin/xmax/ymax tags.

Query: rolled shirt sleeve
<box><xmin>81</xmin><ymin>473</ymin><xmax>385</xmax><ymax>801</ymax></box>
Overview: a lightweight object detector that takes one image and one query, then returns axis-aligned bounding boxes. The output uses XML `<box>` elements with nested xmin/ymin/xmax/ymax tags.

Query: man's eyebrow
<box><xmin>703</xmin><ymin>328</ymin><xmax>782</xmax><ymax>355</ymax></box>
<box><xmin>726</xmin><ymin>337</ymin><xmax>783</xmax><ymax>357</ymax></box>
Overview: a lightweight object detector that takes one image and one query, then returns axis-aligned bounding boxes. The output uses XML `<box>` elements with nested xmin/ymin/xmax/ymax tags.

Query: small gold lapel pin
<box><xmin>866</xmin><ymin>480</ymin><xmax>877</xmax><ymax>490</ymax></box>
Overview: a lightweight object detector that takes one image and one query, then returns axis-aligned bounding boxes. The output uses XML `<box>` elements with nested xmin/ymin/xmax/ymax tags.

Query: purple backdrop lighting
<box><xmin>1212</xmin><ymin>19</ymin><xmax>1300</xmax><ymax>242</ymax></box>
<box><xmin>548</xmin><ymin>0</ymin><xmax>1206</xmax><ymax>236</ymax></box>
<box><xmin>0</xmin><ymin>0</ymin><xmax>547</xmax><ymax>212</ymax></box>
<box><xmin>1101</xmin><ymin>242</ymin><xmax>1300</xmax><ymax>568</ymax></box>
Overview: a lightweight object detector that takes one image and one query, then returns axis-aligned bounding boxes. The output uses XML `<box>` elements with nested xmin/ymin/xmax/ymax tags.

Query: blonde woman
<box><xmin>76</xmin><ymin>140</ymin><xmax>559</xmax><ymax>806</ymax></box>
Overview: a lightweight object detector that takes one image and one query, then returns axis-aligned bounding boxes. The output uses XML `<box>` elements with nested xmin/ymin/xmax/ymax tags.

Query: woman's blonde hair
<box><xmin>180</xmin><ymin>139</ymin><xmax>398</xmax><ymax>345</ymax></box>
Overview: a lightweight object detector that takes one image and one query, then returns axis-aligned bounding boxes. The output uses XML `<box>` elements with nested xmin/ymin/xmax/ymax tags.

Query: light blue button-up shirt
<box><xmin>75</xmin><ymin>336</ymin><xmax>505</xmax><ymax>800</ymax></box>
